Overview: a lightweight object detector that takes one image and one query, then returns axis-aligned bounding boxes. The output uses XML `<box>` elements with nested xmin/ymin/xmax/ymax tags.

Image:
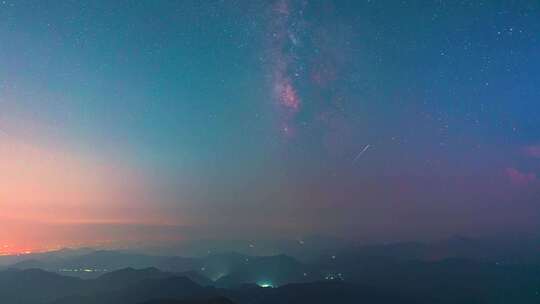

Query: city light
<box><xmin>257</xmin><ymin>281</ymin><xmax>274</xmax><ymax>288</ymax></box>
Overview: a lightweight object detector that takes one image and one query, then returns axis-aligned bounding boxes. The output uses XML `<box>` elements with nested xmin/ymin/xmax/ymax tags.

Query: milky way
<box><xmin>269</xmin><ymin>0</ymin><xmax>305</xmax><ymax>137</ymax></box>
<box><xmin>267</xmin><ymin>0</ymin><xmax>351</xmax><ymax>146</ymax></box>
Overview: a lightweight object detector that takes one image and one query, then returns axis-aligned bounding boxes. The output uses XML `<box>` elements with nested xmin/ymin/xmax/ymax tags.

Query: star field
<box><xmin>0</xmin><ymin>0</ymin><xmax>539</xmax><ymax>251</ymax></box>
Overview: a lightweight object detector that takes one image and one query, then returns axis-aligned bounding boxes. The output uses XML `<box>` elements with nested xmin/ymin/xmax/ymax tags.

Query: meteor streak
<box><xmin>353</xmin><ymin>144</ymin><xmax>371</xmax><ymax>163</ymax></box>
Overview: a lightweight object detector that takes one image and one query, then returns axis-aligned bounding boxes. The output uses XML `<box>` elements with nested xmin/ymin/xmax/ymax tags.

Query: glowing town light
<box><xmin>257</xmin><ymin>281</ymin><xmax>274</xmax><ymax>288</ymax></box>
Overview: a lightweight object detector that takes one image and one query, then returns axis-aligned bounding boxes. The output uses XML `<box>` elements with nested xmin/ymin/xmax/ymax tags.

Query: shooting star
<box><xmin>353</xmin><ymin>144</ymin><xmax>371</xmax><ymax>163</ymax></box>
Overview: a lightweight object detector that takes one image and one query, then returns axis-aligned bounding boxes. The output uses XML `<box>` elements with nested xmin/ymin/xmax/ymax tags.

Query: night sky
<box><xmin>1</xmin><ymin>0</ymin><xmax>539</xmax><ymax>253</ymax></box>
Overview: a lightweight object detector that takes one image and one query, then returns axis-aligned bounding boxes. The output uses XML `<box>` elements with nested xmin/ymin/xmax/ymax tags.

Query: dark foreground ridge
<box><xmin>0</xmin><ymin>262</ymin><xmax>538</xmax><ymax>304</ymax></box>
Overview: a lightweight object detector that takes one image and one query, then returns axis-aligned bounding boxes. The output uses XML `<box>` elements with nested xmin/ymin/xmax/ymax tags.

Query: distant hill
<box><xmin>215</xmin><ymin>254</ymin><xmax>313</xmax><ymax>288</ymax></box>
<box><xmin>333</xmin><ymin>235</ymin><xmax>540</xmax><ymax>264</ymax></box>
<box><xmin>136</xmin><ymin>236</ymin><xmax>348</xmax><ymax>261</ymax></box>
<box><xmin>10</xmin><ymin>250</ymin><xmax>200</xmax><ymax>278</ymax></box>
<box><xmin>9</xmin><ymin>250</ymin><xmax>312</xmax><ymax>287</ymax></box>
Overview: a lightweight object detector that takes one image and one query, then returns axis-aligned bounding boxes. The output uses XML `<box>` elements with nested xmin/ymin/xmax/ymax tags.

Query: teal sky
<box><xmin>1</xmin><ymin>0</ymin><xmax>539</xmax><ymax>251</ymax></box>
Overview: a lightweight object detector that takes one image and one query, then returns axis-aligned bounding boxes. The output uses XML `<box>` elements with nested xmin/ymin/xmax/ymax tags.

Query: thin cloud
<box><xmin>506</xmin><ymin>167</ymin><xmax>536</xmax><ymax>186</ymax></box>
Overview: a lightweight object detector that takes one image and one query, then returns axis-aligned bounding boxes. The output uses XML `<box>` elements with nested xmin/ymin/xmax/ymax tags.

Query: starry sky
<box><xmin>0</xmin><ymin>0</ymin><xmax>539</xmax><ymax>253</ymax></box>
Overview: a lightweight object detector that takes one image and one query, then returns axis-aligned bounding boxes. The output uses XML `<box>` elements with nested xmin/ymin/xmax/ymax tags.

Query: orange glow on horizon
<box><xmin>0</xmin><ymin>132</ymin><xmax>184</xmax><ymax>252</ymax></box>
